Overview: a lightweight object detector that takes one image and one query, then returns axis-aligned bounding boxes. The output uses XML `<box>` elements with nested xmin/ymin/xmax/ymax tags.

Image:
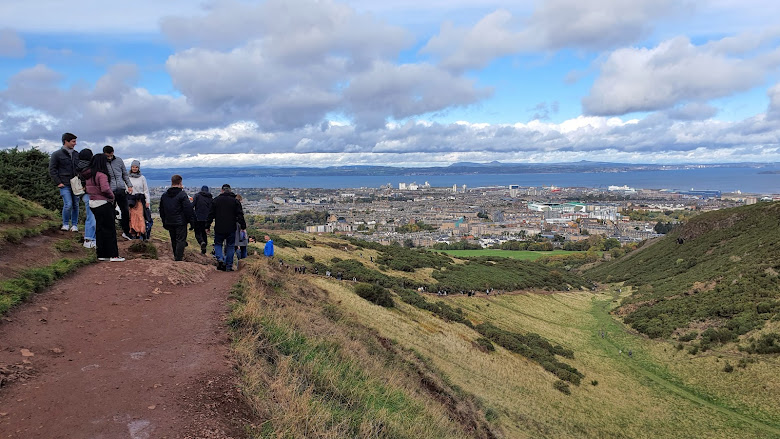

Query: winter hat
<box><xmin>78</xmin><ymin>148</ymin><xmax>93</xmax><ymax>161</ymax></box>
<box><xmin>201</xmin><ymin>185</ymin><xmax>210</xmax><ymax>193</ymax></box>
<box><xmin>131</xmin><ymin>160</ymin><xmax>140</xmax><ymax>168</ymax></box>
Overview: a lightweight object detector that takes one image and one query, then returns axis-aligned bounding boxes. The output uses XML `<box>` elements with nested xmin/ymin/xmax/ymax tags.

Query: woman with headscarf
<box><xmin>85</xmin><ymin>153</ymin><xmax>124</xmax><ymax>261</ymax></box>
<box><xmin>127</xmin><ymin>160</ymin><xmax>151</xmax><ymax>240</ymax></box>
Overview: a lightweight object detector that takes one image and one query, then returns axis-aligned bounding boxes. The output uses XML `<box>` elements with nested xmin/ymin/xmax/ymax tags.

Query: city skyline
<box><xmin>1</xmin><ymin>0</ymin><xmax>780</xmax><ymax>167</ymax></box>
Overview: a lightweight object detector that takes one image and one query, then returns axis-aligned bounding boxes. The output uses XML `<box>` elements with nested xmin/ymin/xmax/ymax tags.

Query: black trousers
<box><xmin>93</xmin><ymin>202</ymin><xmax>119</xmax><ymax>259</ymax></box>
<box><xmin>194</xmin><ymin>220</ymin><xmax>208</xmax><ymax>247</ymax></box>
<box><xmin>113</xmin><ymin>189</ymin><xmax>130</xmax><ymax>235</ymax></box>
<box><xmin>167</xmin><ymin>225</ymin><xmax>188</xmax><ymax>261</ymax></box>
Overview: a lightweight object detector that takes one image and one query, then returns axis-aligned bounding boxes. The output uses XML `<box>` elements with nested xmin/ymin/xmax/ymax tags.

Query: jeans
<box><xmin>113</xmin><ymin>189</ymin><xmax>130</xmax><ymax>235</ymax></box>
<box><xmin>59</xmin><ymin>186</ymin><xmax>79</xmax><ymax>228</ymax></box>
<box><xmin>81</xmin><ymin>193</ymin><xmax>96</xmax><ymax>241</ymax></box>
<box><xmin>214</xmin><ymin>231</ymin><xmax>236</xmax><ymax>269</ymax></box>
<box><xmin>167</xmin><ymin>225</ymin><xmax>188</xmax><ymax>261</ymax></box>
<box><xmin>93</xmin><ymin>202</ymin><xmax>119</xmax><ymax>259</ymax></box>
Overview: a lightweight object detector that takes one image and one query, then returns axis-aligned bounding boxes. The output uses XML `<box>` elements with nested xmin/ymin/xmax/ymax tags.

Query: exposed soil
<box><xmin>0</xmin><ymin>243</ymin><xmax>256</xmax><ymax>438</ymax></box>
<box><xmin>0</xmin><ymin>228</ymin><xmax>86</xmax><ymax>283</ymax></box>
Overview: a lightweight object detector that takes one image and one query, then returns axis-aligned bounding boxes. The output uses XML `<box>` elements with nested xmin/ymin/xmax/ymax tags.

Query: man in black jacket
<box><xmin>206</xmin><ymin>184</ymin><xmax>246</xmax><ymax>271</ymax></box>
<box><xmin>48</xmin><ymin>132</ymin><xmax>80</xmax><ymax>232</ymax></box>
<box><xmin>159</xmin><ymin>174</ymin><xmax>195</xmax><ymax>261</ymax></box>
<box><xmin>192</xmin><ymin>185</ymin><xmax>213</xmax><ymax>254</ymax></box>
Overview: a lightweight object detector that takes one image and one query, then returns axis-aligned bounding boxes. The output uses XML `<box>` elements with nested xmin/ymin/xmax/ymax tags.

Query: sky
<box><xmin>1</xmin><ymin>0</ymin><xmax>780</xmax><ymax>168</ymax></box>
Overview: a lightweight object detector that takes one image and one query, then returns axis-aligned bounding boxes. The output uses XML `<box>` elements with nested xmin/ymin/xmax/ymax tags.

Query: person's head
<box><xmin>235</xmin><ymin>194</ymin><xmax>243</xmax><ymax>202</ymax></box>
<box><xmin>200</xmin><ymin>185</ymin><xmax>209</xmax><ymax>193</ymax></box>
<box><xmin>171</xmin><ymin>174</ymin><xmax>183</xmax><ymax>187</ymax></box>
<box><xmin>265</xmin><ymin>235</ymin><xmax>271</xmax><ymax>242</ymax></box>
<box><xmin>62</xmin><ymin>133</ymin><xmax>77</xmax><ymax>148</ymax></box>
<box><xmin>78</xmin><ymin>148</ymin><xmax>93</xmax><ymax>162</ymax></box>
<box><xmin>221</xmin><ymin>183</ymin><xmax>231</xmax><ymax>193</ymax></box>
<box><xmin>130</xmin><ymin>160</ymin><xmax>140</xmax><ymax>174</ymax></box>
<box><xmin>90</xmin><ymin>153</ymin><xmax>110</xmax><ymax>182</ymax></box>
<box><xmin>102</xmin><ymin>145</ymin><xmax>115</xmax><ymax>160</ymax></box>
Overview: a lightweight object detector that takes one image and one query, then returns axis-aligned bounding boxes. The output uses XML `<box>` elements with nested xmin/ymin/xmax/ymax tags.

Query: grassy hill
<box><xmin>231</xmin><ymin>233</ymin><xmax>780</xmax><ymax>438</ymax></box>
<box><xmin>585</xmin><ymin>202</ymin><xmax>780</xmax><ymax>352</ymax></box>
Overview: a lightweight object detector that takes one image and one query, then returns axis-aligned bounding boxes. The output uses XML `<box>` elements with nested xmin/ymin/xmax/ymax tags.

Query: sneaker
<box><xmin>109</xmin><ymin>257</ymin><xmax>126</xmax><ymax>262</ymax></box>
<box><xmin>98</xmin><ymin>257</ymin><xmax>110</xmax><ymax>261</ymax></box>
<box><xmin>201</xmin><ymin>242</ymin><xmax>207</xmax><ymax>254</ymax></box>
<box><xmin>83</xmin><ymin>240</ymin><xmax>95</xmax><ymax>249</ymax></box>
<box><xmin>70</xmin><ymin>225</ymin><xmax>79</xmax><ymax>232</ymax></box>
<box><xmin>121</xmin><ymin>233</ymin><xmax>132</xmax><ymax>241</ymax></box>
<box><xmin>61</xmin><ymin>225</ymin><xmax>70</xmax><ymax>231</ymax></box>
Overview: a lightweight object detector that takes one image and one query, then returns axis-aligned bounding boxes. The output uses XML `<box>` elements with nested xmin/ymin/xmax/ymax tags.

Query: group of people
<box><xmin>49</xmin><ymin>133</ymin><xmax>148</xmax><ymax>262</ymax></box>
<box><xmin>49</xmin><ymin>132</ymin><xmax>275</xmax><ymax>270</ymax></box>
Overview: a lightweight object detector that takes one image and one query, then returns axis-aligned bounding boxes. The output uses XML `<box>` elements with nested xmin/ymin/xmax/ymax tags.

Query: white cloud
<box><xmin>583</xmin><ymin>36</ymin><xmax>776</xmax><ymax>116</ymax></box>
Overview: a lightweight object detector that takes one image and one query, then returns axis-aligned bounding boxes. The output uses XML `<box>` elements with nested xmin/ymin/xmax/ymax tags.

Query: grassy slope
<box><xmin>256</xmin><ymin>233</ymin><xmax>780</xmax><ymax>438</ymax></box>
<box><xmin>585</xmin><ymin>201</ymin><xmax>780</xmax><ymax>339</ymax></box>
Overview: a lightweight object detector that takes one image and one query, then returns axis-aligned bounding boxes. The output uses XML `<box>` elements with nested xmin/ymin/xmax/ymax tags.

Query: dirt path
<box><xmin>0</xmin><ymin>257</ymin><xmax>254</xmax><ymax>438</ymax></box>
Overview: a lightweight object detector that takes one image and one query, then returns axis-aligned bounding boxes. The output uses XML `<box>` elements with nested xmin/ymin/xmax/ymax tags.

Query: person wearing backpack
<box><xmin>192</xmin><ymin>185</ymin><xmax>213</xmax><ymax>254</ymax></box>
<box><xmin>49</xmin><ymin>133</ymin><xmax>80</xmax><ymax>232</ymax></box>
<box><xmin>75</xmin><ymin>148</ymin><xmax>96</xmax><ymax>248</ymax></box>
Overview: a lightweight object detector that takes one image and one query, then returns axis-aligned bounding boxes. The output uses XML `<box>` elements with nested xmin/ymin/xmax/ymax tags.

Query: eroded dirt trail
<box><xmin>0</xmin><ymin>258</ymin><xmax>252</xmax><ymax>438</ymax></box>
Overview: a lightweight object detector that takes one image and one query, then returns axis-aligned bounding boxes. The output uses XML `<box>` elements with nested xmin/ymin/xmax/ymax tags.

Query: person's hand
<box><xmin>127</xmin><ymin>187</ymin><xmax>133</xmax><ymax>194</ymax></box>
<box><xmin>205</xmin><ymin>229</ymin><xmax>210</xmax><ymax>234</ymax></box>
<box><xmin>57</xmin><ymin>183</ymin><xmax>64</xmax><ymax>188</ymax></box>
<box><xmin>146</xmin><ymin>202</ymin><xmax>150</xmax><ymax>208</ymax></box>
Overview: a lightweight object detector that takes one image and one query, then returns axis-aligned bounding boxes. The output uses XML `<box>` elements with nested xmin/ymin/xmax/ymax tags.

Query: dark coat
<box><xmin>206</xmin><ymin>192</ymin><xmax>246</xmax><ymax>235</ymax></box>
<box><xmin>159</xmin><ymin>187</ymin><xmax>194</xmax><ymax>229</ymax></box>
<box><xmin>48</xmin><ymin>147</ymin><xmax>79</xmax><ymax>186</ymax></box>
<box><xmin>192</xmin><ymin>191</ymin><xmax>213</xmax><ymax>221</ymax></box>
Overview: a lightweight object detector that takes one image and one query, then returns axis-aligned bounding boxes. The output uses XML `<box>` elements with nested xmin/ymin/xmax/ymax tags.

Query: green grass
<box><xmin>0</xmin><ymin>253</ymin><xmax>96</xmax><ymax>314</ymax></box>
<box><xmin>436</xmin><ymin>249</ymin><xmax>584</xmax><ymax>260</ymax></box>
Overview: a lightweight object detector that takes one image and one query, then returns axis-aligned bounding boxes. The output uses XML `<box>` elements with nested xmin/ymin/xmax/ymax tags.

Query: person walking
<box><xmin>102</xmin><ymin>145</ymin><xmax>133</xmax><ymax>240</ymax></box>
<box><xmin>127</xmin><ymin>160</ymin><xmax>150</xmax><ymax>240</ymax></box>
<box><xmin>263</xmin><ymin>235</ymin><xmax>274</xmax><ymax>257</ymax></box>
<box><xmin>192</xmin><ymin>185</ymin><xmax>213</xmax><ymax>254</ymax></box>
<box><xmin>75</xmin><ymin>148</ymin><xmax>96</xmax><ymax>248</ymax></box>
<box><xmin>206</xmin><ymin>184</ymin><xmax>245</xmax><ymax>272</ymax></box>
<box><xmin>159</xmin><ymin>174</ymin><xmax>194</xmax><ymax>261</ymax></box>
<box><xmin>234</xmin><ymin>194</ymin><xmax>248</xmax><ymax>262</ymax></box>
<box><xmin>49</xmin><ymin>132</ymin><xmax>80</xmax><ymax>232</ymax></box>
<box><xmin>85</xmin><ymin>154</ymin><xmax>124</xmax><ymax>262</ymax></box>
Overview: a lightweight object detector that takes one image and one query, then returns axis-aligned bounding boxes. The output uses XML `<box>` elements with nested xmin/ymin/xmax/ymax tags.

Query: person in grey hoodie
<box><xmin>102</xmin><ymin>145</ymin><xmax>133</xmax><ymax>240</ymax></box>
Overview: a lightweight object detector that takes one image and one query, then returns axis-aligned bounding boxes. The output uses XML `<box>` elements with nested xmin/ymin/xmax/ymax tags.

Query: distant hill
<box><xmin>586</xmin><ymin>202</ymin><xmax>780</xmax><ymax>346</ymax></box>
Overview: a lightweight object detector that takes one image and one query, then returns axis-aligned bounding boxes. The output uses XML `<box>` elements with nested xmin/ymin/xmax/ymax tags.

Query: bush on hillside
<box><xmin>0</xmin><ymin>148</ymin><xmax>60</xmax><ymax>212</ymax></box>
<box><xmin>353</xmin><ymin>283</ymin><xmax>394</xmax><ymax>308</ymax></box>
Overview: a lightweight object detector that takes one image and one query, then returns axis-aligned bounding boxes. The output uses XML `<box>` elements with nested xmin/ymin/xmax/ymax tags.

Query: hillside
<box><xmin>586</xmin><ymin>202</ymin><xmax>780</xmax><ymax>350</ymax></box>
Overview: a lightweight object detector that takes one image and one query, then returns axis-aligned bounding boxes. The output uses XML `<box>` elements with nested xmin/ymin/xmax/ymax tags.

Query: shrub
<box><xmin>678</xmin><ymin>331</ymin><xmax>698</xmax><ymax>342</ymax></box>
<box><xmin>590</xmin><ymin>380</ymin><xmax>599</xmax><ymax>386</ymax></box>
<box><xmin>723</xmin><ymin>362</ymin><xmax>734</xmax><ymax>373</ymax></box>
<box><xmin>553</xmin><ymin>380</ymin><xmax>571</xmax><ymax>395</ymax></box>
<box><xmin>353</xmin><ymin>283</ymin><xmax>394</xmax><ymax>308</ymax></box>
<box><xmin>474</xmin><ymin>337</ymin><xmax>495</xmax><ymax>352</ymax></box>
<box><xmin>303</xmin><ymin>255</ymin><xmax>315</xmax><ymax>263</ymax></box>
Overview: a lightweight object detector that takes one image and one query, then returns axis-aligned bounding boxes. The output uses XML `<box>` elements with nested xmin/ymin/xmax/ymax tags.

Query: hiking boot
<box><xmin>217</xmin><ymin>261</ymin><xmax>226</xmax><ymax>271</ymax></box>
<box><xmin>201</xmin><ymin>242</ymin><xmax>207</xmax><ymax>254</ymax></box>
<box><xmin>110</xmin><ymin>257</ymin><xmax>126</xmax><ymax>262</ymax></box>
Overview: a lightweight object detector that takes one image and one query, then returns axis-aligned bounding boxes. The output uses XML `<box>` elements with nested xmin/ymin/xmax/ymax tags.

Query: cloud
<box><xmin>583</xmin><ymin>36</ymin><xmax>777</xmax><ymax>116</ymax></box>
<box><xmin>0</xmin><ymin>28</ymin><xmax>25</xmax><ymax>57</ymax></box>
<box><xmin>421</xmin><ymin>0</ymin><xmax>682</xmax><ymax>71</ymax></box>
<box><xmin>768</xmin><ymin>83</ymin><xmax>780</xmax><ymax>119</ymax></box>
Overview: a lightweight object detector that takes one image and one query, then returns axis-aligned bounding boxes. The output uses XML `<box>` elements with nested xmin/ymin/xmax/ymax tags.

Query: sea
<box><xmin>145</xmin><ymin>166</ymin><xmax>780</xmax><ymax>194</ymax></box>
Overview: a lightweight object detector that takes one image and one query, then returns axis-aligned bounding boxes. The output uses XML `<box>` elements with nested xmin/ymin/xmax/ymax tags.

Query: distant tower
<box><xmin>462</xmin><ymin>184</ymin><xmax>467</xmax><ymax>193</ymax></box>
<box><xmin>452</xmin><ymin>184</ymin><xmax>457</xmax><ymax>193</ymax></box>
<box><xmin>509</xmin><ymin>184</ymin><xmax>519</xmax><ymax>197</ymax></box>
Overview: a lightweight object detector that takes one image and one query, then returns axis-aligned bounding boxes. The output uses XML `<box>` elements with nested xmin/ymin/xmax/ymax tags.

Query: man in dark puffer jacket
<box><xmin>192</xmin><ymin>185</ymin><xmax>213</xmax><ymax>254</ymax></box>
<box><xmin>158</xmin><ymin>174</ymin><xmax>195</xmax><ymax>261</ymax></box>
<box><xmin>206</xmin><ymin>184</ymin><xmax>246</xmax><ymax>271</ymax></box>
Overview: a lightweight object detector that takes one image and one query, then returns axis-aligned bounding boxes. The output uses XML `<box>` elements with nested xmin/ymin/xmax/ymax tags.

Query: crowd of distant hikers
<box><xmin>49</xmin><ymin>132</ymin><xmax>273</xmax><ymax>270</ymax></box>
